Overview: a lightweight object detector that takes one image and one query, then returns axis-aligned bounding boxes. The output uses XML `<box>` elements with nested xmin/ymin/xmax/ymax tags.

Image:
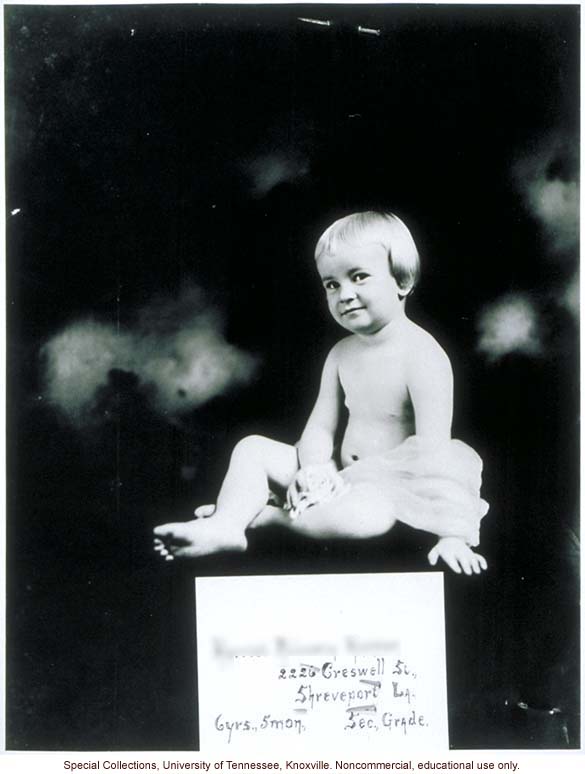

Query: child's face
<box><xmin>316</xmin><ymin>242</ymin><xmax>406</xmax><ymax>335</ymax></box>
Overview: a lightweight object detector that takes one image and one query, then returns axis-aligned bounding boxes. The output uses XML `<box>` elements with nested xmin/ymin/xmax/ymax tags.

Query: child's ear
<box><xmin>398</xmin><ymin>280</ymin><xmax>414</xmax><ymax>299</ymax></box>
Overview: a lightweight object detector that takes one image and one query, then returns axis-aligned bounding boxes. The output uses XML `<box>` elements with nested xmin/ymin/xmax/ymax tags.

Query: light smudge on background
<box><xmin>514</xmin><ymin>133</ymin><xmax>579</xmax><ymax>326</ymax></box>
<box><xmin>42</xmin><ymin>285</ymin><xmax>259</xmax><ymax>427</ymax></box>
<box><xmin>561</xmin><ymin>271</ymin><xmax>579</xmax><ymax>322</ymax></box>
<box><xmin>514</xmin><ymin>133</ymin><xmax>579</xmax><ymax>256</ymax></box>
<box><xmin>477</xmin><ymin>293</ymin><xmax>542</xmax><ymax>363</ymax></box>
<box><xmin>244</xmin><ymin>150</ymin><xmax>309</xmax><ymax>197</ymax></box>
<box><xmin>478</xmin><ymin>134</ymin><xmax>578</xmax><ymax>363</ymax></box>
<box><xmin>240</xmin><ymin>118</ymin><xmax>312</xmax><ymax>197</ymax></box>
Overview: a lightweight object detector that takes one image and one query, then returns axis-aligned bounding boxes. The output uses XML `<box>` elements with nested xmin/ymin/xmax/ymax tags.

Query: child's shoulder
<box><xmin>403</xmin><ymin>320</ymin><xmax>453</xmax><ymax>375</ymax></box>
<box><xmin>328</xmin><ymin>335</ymin><xmax>354</xmax><ymax>356</ymax></box>
<box><xmin>403</xmin><ymin>319</ymin><xmax>446</xmax><ymax>348</ymax></box>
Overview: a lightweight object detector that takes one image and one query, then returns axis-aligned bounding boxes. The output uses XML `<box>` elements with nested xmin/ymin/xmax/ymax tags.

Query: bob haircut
<box><xmin>314</xmin><ymin>211</ymin><xmax>420</xmax><ymax>295</ymax></box>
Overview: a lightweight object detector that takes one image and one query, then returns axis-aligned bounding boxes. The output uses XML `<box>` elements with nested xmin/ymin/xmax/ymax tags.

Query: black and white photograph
<box><xmin>3</xmin><ymin>0</ymin><xmax>580</xmax><ymax>758</ymax></box>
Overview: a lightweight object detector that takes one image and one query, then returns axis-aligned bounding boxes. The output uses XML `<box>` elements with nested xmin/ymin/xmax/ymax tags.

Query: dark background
<box><xmin>5</xmin><ymin>3</ymin><xmax>580</xmax><ymax>751</ymax></box>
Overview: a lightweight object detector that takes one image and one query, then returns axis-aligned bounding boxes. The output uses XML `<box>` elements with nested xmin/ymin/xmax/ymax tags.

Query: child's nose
<box><xmin>339</xmin><ymin>282</ymin><xmax>357</xmax><ymax>301</ymax></box>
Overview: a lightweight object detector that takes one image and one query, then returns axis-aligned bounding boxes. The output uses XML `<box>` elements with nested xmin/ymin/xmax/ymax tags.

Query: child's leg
<box><xmin>251</xmin><ymin>483</ymin><xmax>396</xmax><ymax>540</ymax></box>
<box><xmin>153</xmin><ymin>435</ymin><xmax>298</xmax><ymax>558</ymax></box>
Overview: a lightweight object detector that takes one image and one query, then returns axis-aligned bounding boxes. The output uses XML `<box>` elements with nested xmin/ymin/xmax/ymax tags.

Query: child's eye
<box><xmin>324</xmin><ymin>281</ymin><xmax>339</xmax><ymax>291</ymax></box>
<box><xmin>352</xmin><ymin>272</ymin><xmax>369</xmax><ymax>283</ymax></box>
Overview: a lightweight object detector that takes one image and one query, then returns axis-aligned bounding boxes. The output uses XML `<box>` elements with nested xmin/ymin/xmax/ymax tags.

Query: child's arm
<box><xmin>287</xmin><ymin>345</ymin><xmax>345</xmax><ymax>510</ymax></box>
<box><xmin>297</xmin><ymin>345</ymin><xmax>343</xmax><ymax>465</ymax></box>
<box><xmin>407</xmin><ymin>334</ymin><xmax>488</xmax><ymax>574</ymax></box>
<box><xmin>406</xmin><ymin>335</ymin><xmax>453</xmax><ymax>444</ymax></box>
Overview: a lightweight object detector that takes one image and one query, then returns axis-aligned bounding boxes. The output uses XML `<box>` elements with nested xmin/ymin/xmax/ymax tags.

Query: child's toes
<box><xmin>155</xmin><ymin>546</ymin><xmax>174</xmax><ymax>561</ymax></box>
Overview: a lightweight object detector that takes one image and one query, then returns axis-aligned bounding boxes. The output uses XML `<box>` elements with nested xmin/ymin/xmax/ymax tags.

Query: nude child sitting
<box><xmin>154</xmin><ymin>212</ymin><xmax>489</xmax><ymax>574</ymax></box>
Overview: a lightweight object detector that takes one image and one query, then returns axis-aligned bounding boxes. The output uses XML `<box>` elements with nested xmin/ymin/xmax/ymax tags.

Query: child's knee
<box><xmin>232</xmin><ymin>434</ymin><xmax>270</xmax><ymax>461</ymax></box>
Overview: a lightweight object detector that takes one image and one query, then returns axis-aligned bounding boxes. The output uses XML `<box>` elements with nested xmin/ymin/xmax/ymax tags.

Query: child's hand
<box><xmin>428</xmin><ymin>537</ymin><xmax>488</xmax><ymax>575</ymax></box>
<box><xmin>286</xmin><ymin>462</ymin><xmax>347</xmax><ymax>514</ymax></box>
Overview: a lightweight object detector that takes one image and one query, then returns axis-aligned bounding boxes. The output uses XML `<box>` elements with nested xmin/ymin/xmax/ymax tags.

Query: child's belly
<box><xmin>340</xmin><ymin>415</ymin><xmax>414</xmax><ymax>468</ymax></box>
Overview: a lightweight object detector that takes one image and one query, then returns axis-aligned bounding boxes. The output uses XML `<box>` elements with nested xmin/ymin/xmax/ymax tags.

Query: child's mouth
<box><xmin>341</xmin><ymin>306</ymin><xmax>366</xmax><ymax>316</ymax></box>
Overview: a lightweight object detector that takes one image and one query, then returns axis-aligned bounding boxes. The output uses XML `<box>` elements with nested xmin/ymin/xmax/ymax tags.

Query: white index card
<box><xmin>195</xmin><ymin>572</ymin><xmax>449</xmax><ymax>752</ymax></box>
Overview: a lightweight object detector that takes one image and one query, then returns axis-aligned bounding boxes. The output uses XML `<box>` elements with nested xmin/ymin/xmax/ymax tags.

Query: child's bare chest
<box><xmin>338</xmin><ymin>344</ymin><xmax>412</xmax><ymax>419</ymax></box>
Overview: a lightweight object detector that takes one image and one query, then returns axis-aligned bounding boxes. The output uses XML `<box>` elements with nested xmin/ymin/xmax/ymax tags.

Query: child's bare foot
<box><xmin>153</xmin><ymin>518</ymin><xmax>247</xmax><ymax>560</ymax></box>
<box><xmin>428</xmin><ymin>537</ymin><xmax>488</xmax><ymax>575</ymax></box>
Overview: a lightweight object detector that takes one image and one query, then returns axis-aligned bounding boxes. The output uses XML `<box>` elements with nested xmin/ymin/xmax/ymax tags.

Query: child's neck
<box><xmin>355</xmin><ymin>308</ymin><xmax>408</xmax><ymax>346</ymax></box>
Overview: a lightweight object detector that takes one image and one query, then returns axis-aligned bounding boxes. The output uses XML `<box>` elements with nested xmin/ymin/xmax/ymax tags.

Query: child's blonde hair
<box><xmin>315</xmin><ymin>211</ymin><xmax>420</xmax><ymax>295</ymax></box>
